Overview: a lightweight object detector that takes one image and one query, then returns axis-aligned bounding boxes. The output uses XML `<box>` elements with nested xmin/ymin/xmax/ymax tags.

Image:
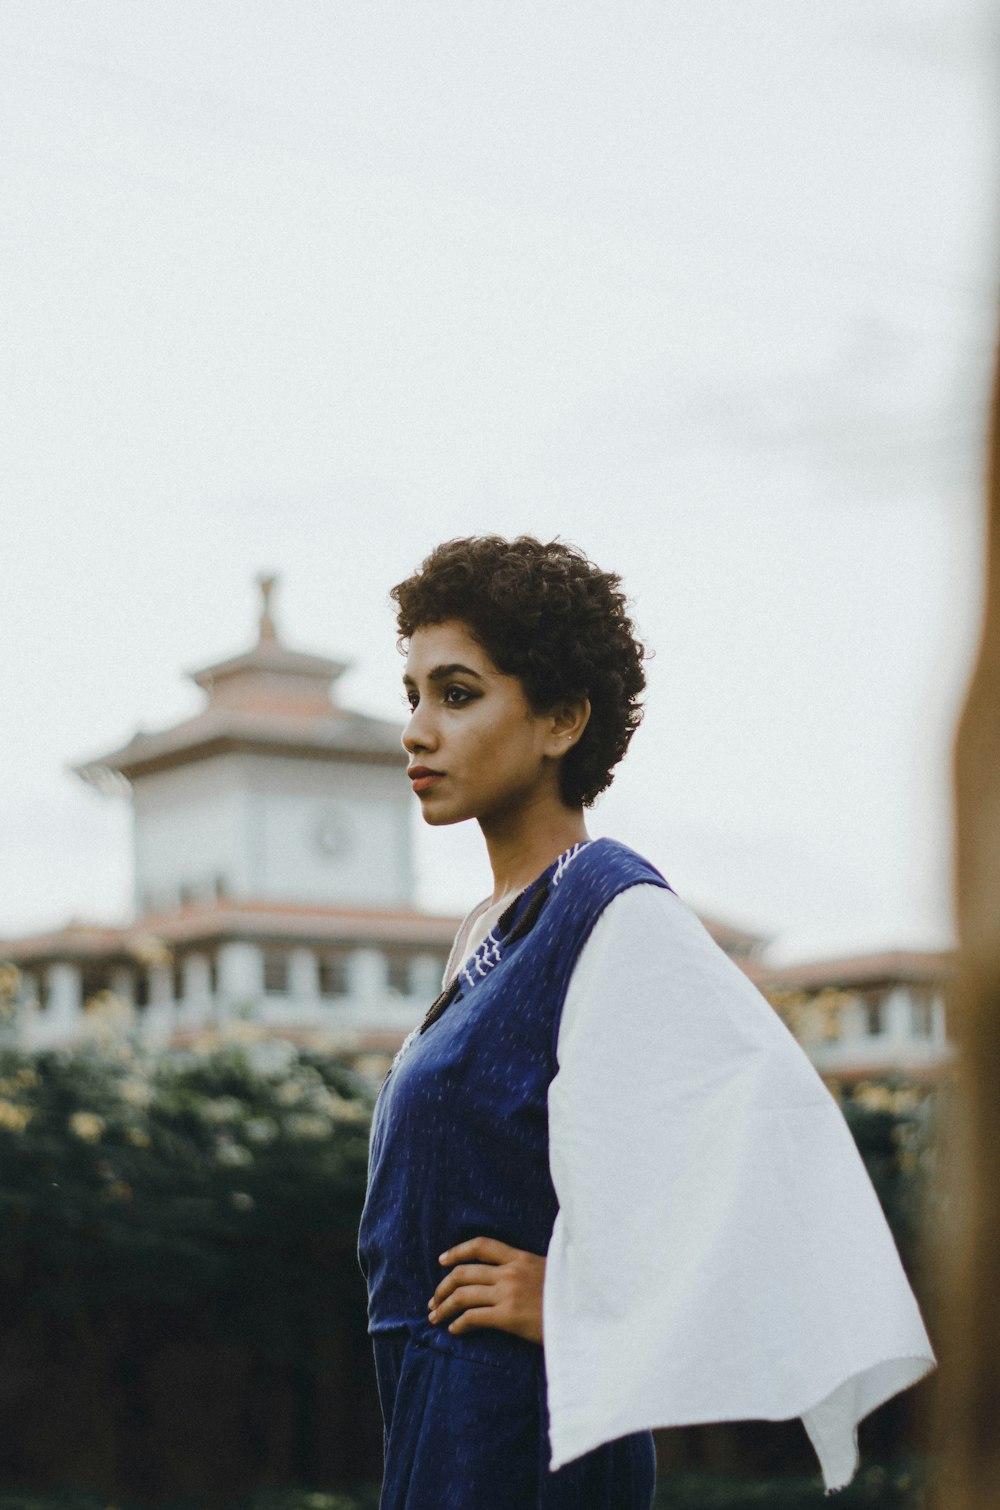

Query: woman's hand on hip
<box><xmin>427</xmin><ymin>1236</ymin><xmax>546</xmax><ymax>1346</ymax></box>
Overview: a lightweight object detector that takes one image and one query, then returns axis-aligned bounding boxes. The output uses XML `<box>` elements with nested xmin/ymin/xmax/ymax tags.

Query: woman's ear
<box><xmin>545</xmin><ymin>695</ymin><xmax>591</xmax><ymax>757</ymax></box>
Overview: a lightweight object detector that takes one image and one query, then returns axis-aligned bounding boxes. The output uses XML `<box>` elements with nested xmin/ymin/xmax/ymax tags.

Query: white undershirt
<box><xmin>443</xmin><ymin>889</ymin><xmax>521</xmax><ymax>989</ymax></box>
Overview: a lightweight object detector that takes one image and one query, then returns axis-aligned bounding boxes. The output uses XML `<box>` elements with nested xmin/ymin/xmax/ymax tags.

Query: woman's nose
<box><xmin>402</xmin><ymin>705</ymin><xmax>435</xmax><ymax>756</ymax></box>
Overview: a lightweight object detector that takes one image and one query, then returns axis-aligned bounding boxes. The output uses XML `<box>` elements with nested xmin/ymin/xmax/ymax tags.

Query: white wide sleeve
<box><xmin>542</xmin><ymin>883</ymin><xmax>935</xmax><ymax>1493</ymax></box>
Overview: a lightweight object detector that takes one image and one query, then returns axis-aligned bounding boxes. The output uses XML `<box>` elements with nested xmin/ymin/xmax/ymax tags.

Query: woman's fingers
<box><xmin>442</xmin><ymin>1304</ymin><xmax>495</xmax><ymax>1335</ymax></box>
<box><xmin>438</xmin><ymin>1235</ymin><xmax>514</xmax><ymax>1267</ymax></box>
<box><xmin>429</xmin><ymin>1282</ymin><xmax>495</xmax><ymax>1324</ymax></box>
<box><xmin>428</xmin><ymin>1238</ymin><xmax>546</xmax><ymax>1344</ymax></box>
<box><xmin>430</xmin><ymin>1261</ymin><xmax>497</xmax><ymax>1306</ymax></box>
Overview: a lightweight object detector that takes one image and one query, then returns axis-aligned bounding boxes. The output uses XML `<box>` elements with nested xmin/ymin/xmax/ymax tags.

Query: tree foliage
<box><xmin>0</xmin><ymin>1030</ymin><xmax>376</xmax><ymax>1347</ymax></box>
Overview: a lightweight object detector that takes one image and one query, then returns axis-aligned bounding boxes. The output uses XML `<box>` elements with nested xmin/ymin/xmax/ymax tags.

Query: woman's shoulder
<box><xmin>557</xmin><ymin>836</ymin><xmax>674</xmax><ymax>896</ymax></box>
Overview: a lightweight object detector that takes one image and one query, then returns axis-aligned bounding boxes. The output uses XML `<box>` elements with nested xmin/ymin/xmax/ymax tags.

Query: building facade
<box><xmin>746</xmin><ymin>949</ymin><xmax>953</xmax><ymax>1085</ymax></box>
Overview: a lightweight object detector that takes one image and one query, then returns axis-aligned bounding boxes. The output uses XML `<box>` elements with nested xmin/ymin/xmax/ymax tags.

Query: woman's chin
<box><xmin>419</xmin><ymin>800</ymin><xmax>471</xmax><ymax>828</ymax></box>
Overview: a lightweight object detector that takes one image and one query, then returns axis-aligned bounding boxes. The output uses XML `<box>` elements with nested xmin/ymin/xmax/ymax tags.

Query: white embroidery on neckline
<box><xmin>552</xmin><ymin>839</ymin><xmax>593</xmax><ymax>886</ymax></box>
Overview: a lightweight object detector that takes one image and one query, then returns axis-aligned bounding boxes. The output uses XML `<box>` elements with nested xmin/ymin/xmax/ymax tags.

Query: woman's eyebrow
<box><xmin>403</xmin><ymin>663</ymin><xmax>485</xmax><ymax>685</ymax></box>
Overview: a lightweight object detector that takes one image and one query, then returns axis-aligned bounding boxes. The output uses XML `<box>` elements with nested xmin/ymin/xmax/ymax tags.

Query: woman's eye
<box><xmin>403</xmin><ymin>685</ymin><xmax>475</xmax><ymax>710</ymax></box>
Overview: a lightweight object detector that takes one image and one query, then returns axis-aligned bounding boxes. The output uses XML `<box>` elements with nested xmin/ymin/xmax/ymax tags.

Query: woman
<box><xmin>357</xmin><ymin>535</ymin><xmax>934</xmax><ymax>1510</ymax></box>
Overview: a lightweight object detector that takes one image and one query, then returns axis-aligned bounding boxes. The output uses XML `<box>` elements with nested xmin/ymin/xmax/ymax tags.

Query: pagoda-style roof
<box><xmin>72</xmin><ymin>573</ymin><xmax>405</xmax><ymax>788</ymax></box>
<box><xmin>189</xmin><ymin>639</ymin><xmax>350</xmax><ymax>702</ymax></box>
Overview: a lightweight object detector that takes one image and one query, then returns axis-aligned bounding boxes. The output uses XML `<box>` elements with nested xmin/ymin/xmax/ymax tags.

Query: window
<box><xmin>862</xmin><ymin>993</ymin><xmax>884</xmax><ymax>1035</ymax></box>
<box><xmin>134</xmin><ymin>970</ymin><xmax>150</xmax><ymax>1009</ymax></box>
<box><xmin>319</xmin><ymin>952</ymin><xmax>350</xmax><ymax>998</ymax></box>
<box><xmin>81</xmin><ymin>964</ymin><xmax>109</xmax><ymax>1008</ymax></box>
<box><xmin>173</xmin><ymin>958</ymin><xmax>185</xmax><ymax>1000</ymax></box>
<box><xmin>263</xmin><ymin>950</ymin><xmax>289</xmax><ymax>995</ymax></box>
<box><xmin>207</xmin><ymin>954</ymin><xmax>218</xmax><ymax>995</ymax></box>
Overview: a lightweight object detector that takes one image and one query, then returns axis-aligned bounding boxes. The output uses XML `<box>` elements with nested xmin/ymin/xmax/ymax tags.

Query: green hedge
<box><xmin>0</xmin><ymin>1033</ymin><xmax>383</xmax><ymax>1498</ymax></box>
<box><xmin>0</xmin><ymin>1039</ymin><xmax>936</xmax><ymax>1306</ymax></box>
<box><xmin>0</xmin><ymin>1034</ymin><xmax>376</xmax><ymax>1336</ymax></box>
<box><xmin>0</xmin><ymin>1486</ymin><xmax>382</xmax><ymax>1510</ymax></box>
<box><xmin>650</xmin><ymin>1453</ymin><xmax>928</xmax><ymax>1508</ymax></box>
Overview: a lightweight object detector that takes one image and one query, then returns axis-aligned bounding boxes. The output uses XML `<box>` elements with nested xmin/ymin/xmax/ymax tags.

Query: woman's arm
<box><xmin>427</xmin><ymin>1235</ymin><xmax>546</xmax><ymax>1344</ymax></box>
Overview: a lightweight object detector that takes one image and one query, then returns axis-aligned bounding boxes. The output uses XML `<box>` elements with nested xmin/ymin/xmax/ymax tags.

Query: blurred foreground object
<box><xmin>932</xmin><ymin>341</ymin><xmax>1000</xmax><ymax>1508</ymax></box>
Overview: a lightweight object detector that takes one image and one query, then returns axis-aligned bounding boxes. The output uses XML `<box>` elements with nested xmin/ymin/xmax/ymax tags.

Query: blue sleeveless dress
<box><xmin>357</xmin><ymin>838</ymin><xmax>674</xmax><ymax>1509</ymax></box>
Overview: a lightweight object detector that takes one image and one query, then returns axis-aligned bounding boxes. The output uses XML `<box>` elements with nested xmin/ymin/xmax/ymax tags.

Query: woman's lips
<box><xmin>411</xmin><ymin>774</ymin><xmax>443</xmax><ymax>794</ymax></box>
<box><xmin>408</xmin><ymin>768</ymin><xmax>445</xmax><ymax>795</ymax></box>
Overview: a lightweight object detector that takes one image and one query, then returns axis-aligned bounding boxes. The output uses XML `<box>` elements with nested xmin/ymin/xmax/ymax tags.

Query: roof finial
<box><xmin>255</xmin><ymin>571</ymin><xmax>279</xmax><ymax>643</ymax></box>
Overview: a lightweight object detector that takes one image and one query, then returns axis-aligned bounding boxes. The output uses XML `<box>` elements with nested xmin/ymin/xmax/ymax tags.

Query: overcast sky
<box><xmin>2</xmin><ymin>0</ymin><xmax>998</xmax><ymax>965</ymax></box>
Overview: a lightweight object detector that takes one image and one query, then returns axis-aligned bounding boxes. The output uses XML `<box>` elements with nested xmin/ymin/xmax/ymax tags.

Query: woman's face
<box><xmin>401</xmin><ymin>619</ymin><xmax>573</xmax><ymax>828</ymax></box>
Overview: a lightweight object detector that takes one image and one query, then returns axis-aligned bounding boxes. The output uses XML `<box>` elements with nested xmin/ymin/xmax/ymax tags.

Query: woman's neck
<box><xmin>480</xmin><ymin>795</ymin><xmax>590</xmax><ymax>904</ymax></box>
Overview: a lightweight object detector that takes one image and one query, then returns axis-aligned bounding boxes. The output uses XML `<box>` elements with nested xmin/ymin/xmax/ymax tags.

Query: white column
<box><xmin>138</xmin><ymin>964</ymin><xmax>175</xmax><ymax>1041</ymax></box>
<box><xmin>149</xmin><ymin>964</ymin><xmax>173</xmax><ymax>1007</ymax></box>
<box><xmin>217</xmin><ymin>941</ymin><xmax>264</xmax><ymax>1019</ymax></box>
<box><xmin>838</xmin><ymin>995</ymin><xmax>867</xmax><ymax>1044</ymax></box>
<box><xmin>883</xmin><ymin>988</ymin><xmax>912</xmax><ymax>1043</ymax></box>
<box><xmin>290</xmin><ymin>948</ymin><xmax>319</xmax><ymax>1002</ymax></box>
<box><xmin>931</xmin><ymin>993</ymin><xmax>949</xmax><ymax>1048</ymax></box>
<box><xmin>350</xmin><ymin>948</ymin><xmax>387</xmax><ymax>1005</ymax></box>
<box><xmin>185</xmin><ymin>953</ymin><xmax>212</xmax><ymax>1001</ymax></box>
<box><xmin>109</xmin><ymin>965</ymin><xmax>135</xmax><ymax>1009</ymax></box>
<box><xmin>173</xmin><ymin>954</ymin><xmax>213</xmax><ymax>1029</ymax></box>
<box><xmin>45</xmin><ymin>962</ymin><xmax>83</xmax><ymax>1035</ymax></box>
<box><xmin>9</xmin><ymin>971</ymin><xmax>39</xmax><ymax>1051</ymax></box>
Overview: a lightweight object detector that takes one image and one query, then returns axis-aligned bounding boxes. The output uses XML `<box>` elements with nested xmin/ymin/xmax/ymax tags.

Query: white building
<box><xmin>0</xmin><ymin>575</ymin><xmax>955</xmax><ymax>1083</ymax></box>
<box><xmin>1</xmin><ymin>577</ymin><xmax>458</xmax><ymax>1061</ymax></box>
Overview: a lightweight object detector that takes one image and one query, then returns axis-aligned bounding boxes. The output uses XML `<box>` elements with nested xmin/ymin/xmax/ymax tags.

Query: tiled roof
<box><xmin>746</xmin><ymin>948</ymin><xmax>955</xmax><ymax>992</ymax></box>
<box><xmin>1</xmin><ymin>899</ymin><xmax>462</xmax><ymax>961</ymax></box>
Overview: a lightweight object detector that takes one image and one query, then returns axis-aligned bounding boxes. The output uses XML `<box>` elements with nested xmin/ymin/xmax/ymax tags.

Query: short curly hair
<box><xmin>389</xmin><ymin>535</ymin><xmax>647</xmax><ymax>808</ymax></box>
